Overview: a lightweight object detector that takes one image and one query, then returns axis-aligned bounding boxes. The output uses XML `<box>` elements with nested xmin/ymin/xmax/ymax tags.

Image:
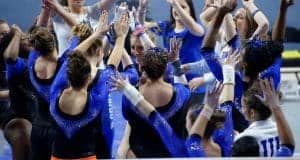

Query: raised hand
<box><xmin>139</xmin><ymin>0</ymin><xmax>149</xmax><ymax>10</ymax></box>
<box><xmin>214</xmin><ymin>0</ymin><xmax>224</xmax><ymax>8</ymax></box>
<box><xmin>43</xmin><ymin>0</ymin><xmax>60</xmax><ymax>10</ymax></box>
<box><xmin>256</xmin><ymin>78</ymin><xmax>281</xmax><ymax>109</ymax></box>
<box><xmin>222</xmin><ymin>48</ymin><xmax>240</xmax><ymax>68</ymax></box>
<box><xmin>11</xmin><ymin>24</ymin><xmax>22</xmax><ymax>36</ymax></box>
<box><xmin>189</xmin><ymin>77</ymin><xmax>205</xmax><ymax>91</ymax></box>
<box><xmin>96</xmin><ymin>10</ymin><xmax>109</xmax><ymax>36</ymax></box>
<box><xmin>72</xmin><ymin>23</ymin><xmax>92</xmax><ymax>41</ymax></box>
<box><xmin>168</xmin><ymin>37</ymin><xmax>182</xmax><ymax>62</ymax></box>
<box><xmin>114</xmin><ymin>13</ymin><xmax>130</xmax><ymax>38</ymax></box>
<box><xmin>110</xmin><ymin>72</ymin><xmax>129</xmax><ymax>92</ymax></box>
<box><xmin>204</xmin><ymin>81</ymin><xmax>224</xmax><ymax>109</ymax></box>
<box><xmin>281</xmin><ymin>0</ymin><xmax>294</xmax><ymax>8</ymax></box>
<box><xmin>241</xmin><ymin>0</ymin><xmax>254</xmax><ymax>7</ymax></box>
<box><xmin>114</xmin><ymin>2</ymin><xmax>128</xmax><ymax>21</ymax></box>
<box><xmin>220</xmin><ymin>0</ymin><xmax>237</xmax><ymax>13</ymax></box>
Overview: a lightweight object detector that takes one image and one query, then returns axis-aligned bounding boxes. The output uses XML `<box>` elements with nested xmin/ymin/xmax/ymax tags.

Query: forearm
<box><xmin>137</xmin><ymin>8</ymin><xmax>147</xmax><ymax>25</ymax></box>
<box><xmin>272</xmin><ymin>2</ymin><xmax>288</xmax><ymax>41</ymax></box>
<box><xmin>136</xmin><ymin>99</ymin><xmax>155</xmax><ymax>117</ymax></box>
<box><xmin>55</xmin><ymin>5</ymin><xmax>77</xmax><ymax>27</ymax></box>
<box><xmin>3</xmin><ymin>33</ymin><xmax>21</xmax><ymax>61</ymax></box>
<box><xmin>219</xmin><ymin>84</ymin><xmax>234</xmax><ymax>104</ymax></box>
<box><xmin>202</xmin><ymin>8</ymin><xmax>227</xmax><ymax>48</ymax></box>
<box><xmin>223</xmin><ymin>13</ymin><xmax>237</xmax><ymax>42</ymax></box>
<box><xmin>74</xmin><ymin>33</ymin><xmax>100</xmax><ymax>53</ymax></box>
<box><xmin>245</xmin><ymin>3</ymin><xmax>269</xmax><ymax>39</ymax></box>
<box><xmin>200</xmin><ymin>7</ymin><xmax>218</xmax><ymax>28</ymax></box>
<box><xmin>172</xmin><ymin>1</ymin><xmax>204</xmax><ymax>36</ymax></box>
<box><xmin>138</xmin><ymin>32</ymin><xmax>156</xmax><ymax>49</ymax></box>
<box><xmin>0</xmin><ymin>90</ymin><xmax>9</xmax><ymax>101</ymax></box>
<box><xmin>186</xmin><ymin>60</ymin><xmax>210</xmax><ymax>75</ymax></box>
<box><xmin>190</xmin><ymin>105</ymin><xmax>213</xmax><ymax>136</ymax></box>
<box><xmin>121</xmin><ymin>49</ymin><xmax>134</xmax><ymax>69</ymax></box>
<box><xmin>107</xmin><ymin>37</ymin><xmax>125</xmax><ymax>68</ymax></box>
<box><xmin>272</xmin><ymin>106</ymin><xmax>295</xmax><ymax>146</ymax></box>
<box><xmin>37</xmin><ymin>8</ymin><xmax>51</xmax><ymax>27</ymax></box>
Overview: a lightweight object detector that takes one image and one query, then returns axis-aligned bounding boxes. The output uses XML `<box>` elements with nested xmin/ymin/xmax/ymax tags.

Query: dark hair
<box><xmin>71</xmin><ymin>24</ymin><xmax>93</xmax><ymax>43</ymax></box>
<box><xmin>67</xmin><ymin>51</ymin><xmax>91</xmax><ymax>89</ymax></box>
<box><xmin>0</xmin><ymin>31</ymin><xmax>14</xmax><ymax>59</ymax></box>
<box><xmin>30</xmin><ymin>27</ymin><xmax>55</xmax><ymax>56</ymax></box>
<box><xmin>189</xmin><ymin>104</ymin><xmax>226</xmax><ymax>139</ymax></box>
<box><xmin>0</xmin><ymin>29</ymin><xmax>31</xmax><ymax>60</ymax></box>
<box><xmin>59</xmin><ymin>0</ymin><xmax>68</xmax><ymax>6</ymax></box>
<box><xmin>244</xmin><ymin>8</ymin><xmax>258</xmax><ymax>40</ymax></box>
<box><xmin>169</xmin><ymin>0</ymin><xmax>197</xmax><ymax>28</ymax></box>
<box><xmin>243</xmin><ymin>40</ymin><xmax>283</xmax><ymax>79</ymax></box>
<box><xmin>0</xmin><ymin>19</ymin><xmax>8</xmax><ymax>25</ymax></box>
<box><xmin>242</xmin><ymin>85</ymin><xmax>271</xmax><ymax>120</ymax></box>
<box><xmin>141</xmin><ymin>48</ymin><xmax>168</xmax><ymax>80</ymax></box>
<box><xmin>232</xmin><ymin>136</ymin><xmax>260</xmax><ymax>157</ymax></box>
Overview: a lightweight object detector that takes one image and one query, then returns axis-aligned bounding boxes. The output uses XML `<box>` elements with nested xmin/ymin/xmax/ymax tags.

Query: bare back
<box><xmin>139</xmin><ymin>82</ymin><xmax>174</xmax><ymax>108</ymax></box>
<box><xmin>34</xmin><ymin>57</ymin><xmax>58</xmax><ymax>80</ymax></box>
<box><xmin>58</xmin><ymin>88</ymin><xmax>88</xmax><ymax>116</ymax></box>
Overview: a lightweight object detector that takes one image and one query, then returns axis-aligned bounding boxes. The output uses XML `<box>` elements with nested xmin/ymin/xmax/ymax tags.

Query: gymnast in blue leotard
<box><xmin>50</xmin><ymin>12</ymin><xmax>137</xmax><ymax>159</ymax></box>
<box><xmin>112</xmin><ymin>50</ymin><xmax>238</xmax><ymax>157</ymax></box>
<box><xmin>200</xmin><ymin>0</ymin><xmax>284</xmax><ymax>132</ymax></box>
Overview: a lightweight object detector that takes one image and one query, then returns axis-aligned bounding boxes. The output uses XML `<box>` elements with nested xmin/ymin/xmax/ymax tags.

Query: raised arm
<box><xmin>219</xmin><ymin>50</ymin><xmax>239</xmax><ymax>104</ymax></box>
<box><xmin>202</xmin><ymin>0</ymin><xmax>236</xmax><ymax>49</ymax></box>
<box><xmin>223</xmin><ymin>13</ymin><xmax>237</xmax><ymax>43</ymax></box>
<box><xmin>272</xmin><ymin>0</ymin><xmax>294</xmax><ymax>41</ymax></box>
<box><xmin>107</xmin><ymin>13</ymin><xmax>130</xmax><ymax>68</ymax></box>
<box><xmin>190</xmin><ymin>82</ymin><xmax>223</xmax><ymax>137</ymax></box>
<box><xmin>258</xmin><ymin>79</ymin><xmax>295</xmax><ymax>153</ymax></box>
<box><xmin>74</xmin><ymin>11</ymin><xmax>108</xmax><ymax>53</ymax></box>
<box><xmin>199</xmin><ymin>0</ymin><xmax>221</xmax><ymax>28</ymax></box>
<box><xmin>3</xmin><ymin>25</ymin><xmax>22</xmax><ymax>61</ymax></box>
<box><xmin>242</xmin><ymin>0</ymin><xmax>269</xmax><ymax>39</ymax></box>
<box><xmin>44</xmin><ymin>0</ymin><xmax>77</xmax><ymax>27</ymax></box>
<box><xmin>201</xmin><ymin>0</ymin><xmax>237</xmax><ymax>81</ymax></box>
<box><xmin>37</xmin><ymin>1</ymin><xmax>51</xmax><ymax>27</ymax></box>
<box><xmin>99</xmin><ymin>0</ymin><xmax>117</xmax><ymax>11</ymax></box>
<box><xmin>166</xmin><ymin>0</ymin><xmax>205</xmax><ymax>36</ymax></box>
<box><xmin>215</xmin><ymin>49</ymin><xmax>238</xmax><ymax>156</ymax></box>
<box><xmin>137</xmin><ymin>0</ymin><xmax>149</xmax><ymax>25</ymax></box>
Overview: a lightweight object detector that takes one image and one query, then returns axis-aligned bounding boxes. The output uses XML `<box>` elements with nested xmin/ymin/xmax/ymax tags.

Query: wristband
<box><xmin>174</xmin><ymin>75</ymin><xmax>188</xmax><ymax>85</ymax></box>
<box><xmin>203</xmin><ymin>73</ymin><xmax>215</xmax><ymax>83</ymax></box>
<box><xmin>222</xmin><ymin>65</ymin><xmax>235</xmax><ymax>85</ymax></box>
<box><xmin>200</xmin><ymin>106</ymin><xmax>214</xmax><ymax>120</ymax></box>
<box><xmin>172</xmin><ymin>60</ymin><xmax>183</xmax><ymax>76</ymax></box>
<box><xmin>122</xmin><ymin>82</ymin><xmax>144</xmax><ymax>106</ymax></box>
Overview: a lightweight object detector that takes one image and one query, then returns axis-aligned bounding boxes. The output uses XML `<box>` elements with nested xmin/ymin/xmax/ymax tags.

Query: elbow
<box><xmin>199</xmin><ymin>14</ymin><xmax>209</xmax><ymax>29</ymax></box>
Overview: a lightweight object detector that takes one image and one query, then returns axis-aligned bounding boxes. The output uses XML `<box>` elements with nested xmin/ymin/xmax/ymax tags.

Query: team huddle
<box><xmin>0</xmin><ymin>0</ymin><xmax>296</xmax><ymax>159</ymax></box>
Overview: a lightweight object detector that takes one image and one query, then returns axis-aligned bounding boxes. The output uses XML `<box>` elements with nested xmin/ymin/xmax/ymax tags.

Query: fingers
<box><xmin>188</xmin><ymin>81</ymin><xmax>197</xmax><ymax>91</ymax></box>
